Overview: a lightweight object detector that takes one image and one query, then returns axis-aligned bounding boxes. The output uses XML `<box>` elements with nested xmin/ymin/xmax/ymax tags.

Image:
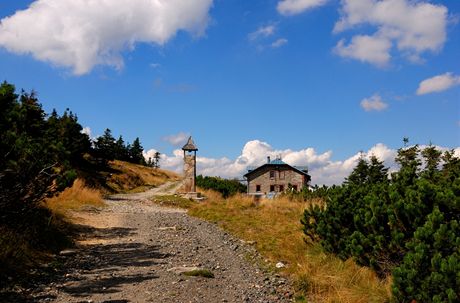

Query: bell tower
<box><xmin>181</xmin><ymin>136</ymin><xmax>198</xmax><ymax>193</ymax></box>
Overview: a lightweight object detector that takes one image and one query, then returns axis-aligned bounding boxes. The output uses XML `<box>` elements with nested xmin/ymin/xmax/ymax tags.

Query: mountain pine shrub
<box><xmin>302</xmin><ymin>144</ymin><xmax>460</xmax><ymax>301</ymax></box>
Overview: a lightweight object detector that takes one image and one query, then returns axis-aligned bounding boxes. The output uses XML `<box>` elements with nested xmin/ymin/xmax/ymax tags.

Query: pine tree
<box><xmin>128</xmin><ymin>137</ymin><xmax>145</xmax><ymax>165</ymax></box>
<box><xmin>302</xmin><ymin>142</ymin><xmax>460</xmax><ymax>298</ymax></box>
<box><xmin>94</xmin><ymin>128</ymin><xmax>116</xmax><ymax>163</ymax></box>
<box><xmin>153</xmin><ymin>151</ymin><xmax>161</xmax><ymax>168</ymax></box>
<box><xmin>114</xmin><ymin>135</ymin><xmax>129</xmax><ymax>161</ymax></box>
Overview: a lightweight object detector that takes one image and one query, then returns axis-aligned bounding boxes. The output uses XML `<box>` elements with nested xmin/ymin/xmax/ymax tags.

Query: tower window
<box><xmin>270</xmin><ymin>171</ymin><xmax>275</xmax><ymax>179</ymax></box>
<box><xmin>256</xmin><ymin>185</ymin><xmax>261</xmax><ymax>192</ymax></box>
<box><xmin>270</xmin><ymin>185</ymin><xmax>275</xmax><ymax>192</ymax></box>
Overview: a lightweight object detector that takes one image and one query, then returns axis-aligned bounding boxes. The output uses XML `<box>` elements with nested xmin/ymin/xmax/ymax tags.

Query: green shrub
<box><xmin>196</xmin><ymin>175</ymin><xmax>246</xmax><ymax>198</ymax></box>
<box><xmin>302</xmin><ymin>144</ymin><xmax>460</xmax><ymax>301</ymax></box>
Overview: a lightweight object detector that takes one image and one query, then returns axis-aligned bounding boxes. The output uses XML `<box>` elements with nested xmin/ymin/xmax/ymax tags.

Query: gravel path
<box><xmin>27</xmin><ymin>182</ymin><xmax>293</xmax><ymax>303</ymax></box>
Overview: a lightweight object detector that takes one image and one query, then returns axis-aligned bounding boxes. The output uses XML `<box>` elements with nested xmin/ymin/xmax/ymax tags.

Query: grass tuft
<box><xmin>152</xmin><ymin>195</ymin><xmax>194</xmax><ymax>209</ymax></box>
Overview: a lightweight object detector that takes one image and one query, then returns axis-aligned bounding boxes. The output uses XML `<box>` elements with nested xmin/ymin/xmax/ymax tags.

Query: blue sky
<box><xmin>0</xmin><ymin>0</ymin><xmax>459</xmax><ymax>184</ymax></box>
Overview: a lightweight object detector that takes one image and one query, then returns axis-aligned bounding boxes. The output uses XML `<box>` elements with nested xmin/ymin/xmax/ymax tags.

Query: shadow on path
<box><xmin>1</xmin><ymin>223</ymin><xmax>169</xmax><ymax>302</ymax></box>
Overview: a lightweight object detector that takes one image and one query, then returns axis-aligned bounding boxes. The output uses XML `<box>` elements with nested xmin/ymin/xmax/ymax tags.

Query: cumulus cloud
<box><xmin>416</xmin><ymin>72</ymin><xmax>460</xmax><ymax>95</ymax></box>
<box><xmin>146</xmin><ymin>140</ymin><xmax>460</xmax><ymax>186</ymax></box>
<box><xmin>248</xmin><ymin>25</ymin><xmax>276</xmax><ymax>41</ymax></box>
<box><xmin>335</xmin><ymin>35</ymin><xmax>391</xmax><ymax>66</ymax></box>
<box><xmin>162</xmin><ymin>132</ymin><xmax>190</xmax><ymax>147</ymax></box>
<box><xmin>143</xmin><ymin>148</ymin><xmax>159</xmax><ymax>161</ymax></box>
<box><xmin>271</xmin><ymin>38</ymin><xmax>288</xmax><ymax>48</ymax></box>
<box><xmin>360</xmin><ymin>94</ymin><xmax>388</xmax><ymax>111</ymax></box>
<box><xmin>0</xmin><ymin>0</ymin><xmax>214</xmax><ymax>75</ymax></box>
<box><xmin>81</xmin><ymin>126</ymin><xmax>92</xmax><ymax>137</ymax></box>
<box><xmin>334</xmin><ymin>0</ymin><xmax>448</xmax><ymax>66</ymax></box>
<box><xmin>277</xmin><ymin>0</ymin><xmax>328</xmax><ymax>16</ymax></box>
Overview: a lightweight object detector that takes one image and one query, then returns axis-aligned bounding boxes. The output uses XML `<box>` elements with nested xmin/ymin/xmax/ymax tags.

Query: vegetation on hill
<box><xmin>302</xmin><ymin>144</ymin><xmax>460</xmax><ymax>302</ymax></box>
<box><xmin>196</xmin><ymin>175</ymin><xmax>246</xmax><ymax>198</ymax></box>
<box><xmin>0</xmin><ymin>80</ymin><xmax>175</xmax><ymax>280</ymax></box>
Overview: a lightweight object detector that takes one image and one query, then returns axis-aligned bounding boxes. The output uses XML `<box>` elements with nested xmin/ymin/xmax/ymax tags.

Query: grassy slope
<box><xmin>1</xmin><ymin>160</ymin><xmax>180</xmax><ymax>282</ymax></box>
<box><xmin>46</xmin><ymin>160</ymin><xmax>180</xmax><ymax>214</ymax></box>
<box><xmin>155</xmin><ymin>190</ymin><xmax>391</xmax><ymax>303</ymax></box>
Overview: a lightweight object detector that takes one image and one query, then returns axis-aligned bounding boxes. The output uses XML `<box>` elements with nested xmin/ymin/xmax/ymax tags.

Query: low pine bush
<box><xmin>302</xmin><ymin>144</ymin><xmax>460</xmax><ymax>302</ymax></box>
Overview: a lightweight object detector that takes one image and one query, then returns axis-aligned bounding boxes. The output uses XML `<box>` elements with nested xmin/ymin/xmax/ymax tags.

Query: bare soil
<box><xmin>10</xmin><ymin>182</ymin><xmax>293</xmax><ymax>303</ymax></box>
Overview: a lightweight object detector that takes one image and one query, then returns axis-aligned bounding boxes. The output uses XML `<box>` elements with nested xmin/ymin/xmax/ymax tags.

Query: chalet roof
<box><xmin>269</xmin><ymin>158</ymin><xmax>286</xmax><ymax>165</ymax></box>
<box><xmin>244</xmin><ymin>159</ymin><xmax>309</xmax><ymax>178</ymax></box>
<box><xmin>182</xmin><ymin>136</ymin><xmax>198</xmax><ymax>151</ymax></box>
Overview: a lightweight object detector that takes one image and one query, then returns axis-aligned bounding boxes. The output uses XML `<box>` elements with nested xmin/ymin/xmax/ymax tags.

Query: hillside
<box><xmin>0</xmin><ymin>159</ymin><xmax>181</xmax><ymax>289</ymax></box>
<box><xmin>85</xmin><ymin>159</ymin><xmax>181</xmax><ymax>194</ymax></box>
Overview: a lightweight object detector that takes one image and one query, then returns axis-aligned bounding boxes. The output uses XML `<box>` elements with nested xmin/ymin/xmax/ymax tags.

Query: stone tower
<box><xmin>182</xmin><ymin>136</ymin><xmax>198</xmax><ymax>193</ymax></box>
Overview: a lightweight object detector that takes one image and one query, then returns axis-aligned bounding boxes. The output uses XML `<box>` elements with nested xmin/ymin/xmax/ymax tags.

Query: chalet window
<box><xmin>270</xmin><ymin>185</ymin><xmax>275</xmax><ymax>192</ymax></box>
<box><xmin>279</xmin><ymin>171</ymin><xmax>285</xmax><ymax>179</ymax></box>
<box><xmin>279</xmin><ymin>185</ymin><xmax>284</xmax><ymax>192</ymax></box>
<box><xmin>256</xmin><ymin>185</ymin><xmax>261</xmax><ymax>192</ymax></box>
<box><xmin>270</xmin><ymin>170</ymin><xmax>275</xmax><ymax>179</ymax></box>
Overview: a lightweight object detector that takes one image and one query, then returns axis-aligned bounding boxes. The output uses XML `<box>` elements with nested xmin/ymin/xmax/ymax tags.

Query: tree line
<box><xmin>93</xmin><ymin>128</ymin><xmax>160</xmax><ymax>168</ymax></box>
<box><xmin>302</xmin><ymin>143</ymin><xmax>459</xmax><ymax>302</ymax></box>
<box><xmin>196</xmin><ymin>175</ymin><xmax>246</xmax><ymax>198</ymax></box>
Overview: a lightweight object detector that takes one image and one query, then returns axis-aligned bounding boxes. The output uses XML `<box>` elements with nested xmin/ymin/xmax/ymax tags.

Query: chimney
<box><xmin>267</xmin><ymin>156</ymin><xmax>271</xmax><ymax>164</ymax></box>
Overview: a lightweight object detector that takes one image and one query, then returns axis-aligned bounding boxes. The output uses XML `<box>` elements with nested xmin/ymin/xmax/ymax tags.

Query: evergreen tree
<box><xmin>94</xmin><ymin>128</ymin><xmax>116</xmax><ymax>164</ymax></box>
<box><xmin>153</xmin><ymin>151</ymin><xmax>161</xmax><ymax>168</ymax></box>
<box><xmin>0</xmin><ymin>82</ymin><xmax>79</xmax><ymax>227</ymax></box>
<box><xmin>128</xmin><ymin>137</ymin><xmax>145</xmax><ymax>165</ymax></box>
<box><xmin>114</xmin><ymin>135</ymin><xmax>129</xmax><ymax>161</ymax></box>
<box><xmin>302</xmin><ymin>143</ymin><xmax>460</xmax><ymax>299</ymax></box>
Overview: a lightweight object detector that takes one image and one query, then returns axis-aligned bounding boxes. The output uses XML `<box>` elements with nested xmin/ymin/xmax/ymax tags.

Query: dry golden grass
<box><xmin>188</xmin><ymin>193</ymin><xmax>392</xmax><ymax>303</ymax></box>
<box><xmin>45</xmin><ymin>179</ymin><xmax>104</xmax><ymax>216</ymax></box>
<box><xmin>106</xmin><ymin>160</ymin><xmax>180</xmax><ymax>193</ymax></box>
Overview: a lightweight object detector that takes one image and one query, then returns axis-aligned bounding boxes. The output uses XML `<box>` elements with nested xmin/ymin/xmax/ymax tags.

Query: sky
<box><xmin>0</xmin><ymin>0</ymin><xmax>459</xmax><ymax>185</ymax></box>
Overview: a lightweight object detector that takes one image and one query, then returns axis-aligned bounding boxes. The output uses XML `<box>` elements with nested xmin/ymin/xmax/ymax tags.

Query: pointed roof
<box><xmin>182</xmin><ymin>136</ymin><xmax>198</xmax><ymax>151</ymax></box>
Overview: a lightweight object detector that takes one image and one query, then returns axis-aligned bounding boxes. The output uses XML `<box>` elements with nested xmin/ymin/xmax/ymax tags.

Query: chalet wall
<box><xmin>247</xmin><ymin>166</ymin><xmax>305</xmax><ymax>194</ymax></box>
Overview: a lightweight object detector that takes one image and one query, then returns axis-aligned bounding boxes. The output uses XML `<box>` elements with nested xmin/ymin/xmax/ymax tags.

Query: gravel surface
<box><xmin>17</xmin><ymin>182</ymin><xmax>294</xmax><ymax>303</ymax></box>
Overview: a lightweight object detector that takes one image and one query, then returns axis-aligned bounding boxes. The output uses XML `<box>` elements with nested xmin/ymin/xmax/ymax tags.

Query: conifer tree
<box><xmin>114</xmin><ymin>135</ymin><xmax>129</xmax><ymax>161</ymax></box>
<box><xmin>94</xmin><ymin>128</ymin><xmax>116</xmax><ymax>163</ymax></box>
<box><xmin>153</xmin><ymin>151</ymin><xmax>161</xmax><ymax>168</ymax></box>
<box><xmin>128</xmin><ymin>137</ymin><xmax>145</xmax><ymax>165</ymax></box>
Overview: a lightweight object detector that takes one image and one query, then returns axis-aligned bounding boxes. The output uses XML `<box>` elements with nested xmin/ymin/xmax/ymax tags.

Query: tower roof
<box><xmin>182</xmin><ymin>136</ymin><xmax>198</xmax><ymax>151</ymax></box>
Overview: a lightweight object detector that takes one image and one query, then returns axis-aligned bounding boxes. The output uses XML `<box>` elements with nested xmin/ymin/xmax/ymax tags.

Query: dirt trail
<box><xmin>28</xmin><ymin>182</ymin><xmax>293</xmax><ymax>303</ymax></box>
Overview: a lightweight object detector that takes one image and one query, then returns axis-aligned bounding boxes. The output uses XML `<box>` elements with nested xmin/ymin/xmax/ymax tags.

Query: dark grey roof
<box><xmin>182</xmin><ymin>136</ymin><xmax>198</xmax><ymax>151</ymax></box>
<box><xmin>244</xmin><ymin>160</ymin><xmax>309</xmax><ymax>178</ymax></box>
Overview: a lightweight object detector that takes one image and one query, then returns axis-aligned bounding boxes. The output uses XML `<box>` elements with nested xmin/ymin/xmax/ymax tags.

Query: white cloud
<box><xmin>81</xmin><ymin>126</ymin><xmax>92</xmax><ymax>137</ymax></box>
<box><xmin>248</xmin><ymin>25</ymin><xmax>276</xmax><ymax>41</ymax></box>
<box><xmin>271</xmin><ymin>38</ymin><xmax>288</xmax><ymax>48</ymax></box>
<box><xmin>0</xmin><ymin>0</ymin><xmax>214</xmax><ymax>75</ymax></box>
<box><xmin>334</xmin><ymin>0</ymin><xmax>448</xmax><ymax>66</ymax></box>
<box><xmin>277</xmin><ymin>0</ymin><xmax>328</xmax><ymax>16</ymax></box>
<box><xmin>150</xmin><ymin>140</ymin><xmax>460</xmax><ymax>186</ymax></box>
<box><xmin>335</xmin><ymin>35</ymin><xmax>391</xmax><ymax>66</ymax></box>
<box><xmin>360</xmin><ymin>94</ymin><xmax>388</xmax><ymax>111</ymax></box>
<box><xmin>416</xmin><ymin>72</ymin><xmax>460</xmax><ymax>95</ymax></box>
<box><xmin>143</xmin><ymin>148</ymin><xmax>159</xmax><ymax>161</ymax></box>
<box><xmin>162</xmin><ymin>132</ymin><xmax>190</xmax><ymax>147</ymax></box>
